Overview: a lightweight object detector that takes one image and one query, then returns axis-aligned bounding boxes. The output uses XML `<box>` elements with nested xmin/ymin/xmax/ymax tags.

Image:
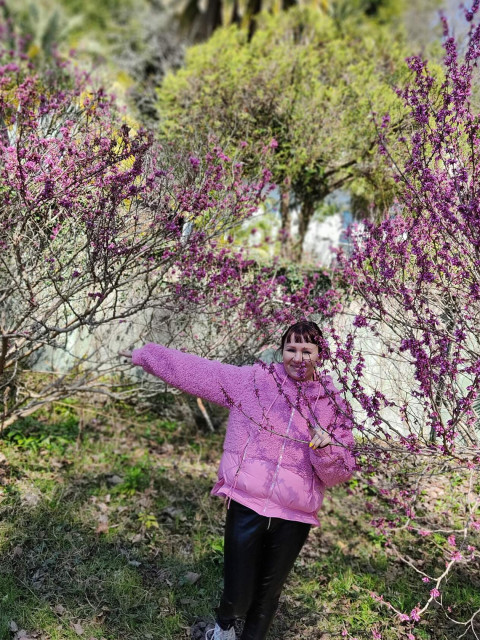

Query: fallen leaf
<box><xmin>138</xmin><ymin>494</ymin><xmax>153</xmax><ymax>509</ymax></box>
<box><xmin>54</xmin><ymin>604</ymin><xmax>66</xmax><ymax>615</ymax></box>
<box><xmin>9</xmin><ymin>621</ymin><xmax>18</xmax><ymax>632</ymax></box>
<box><xmin>12</xmin><ymin>546</ymin><xmax>23</xmax><ymax>557</ymax></box>
<box><xmin>131</xmin><ymin>533</ymin><xmax>144</xmax><ymax>544</ymax></box>
<box><xmin>183</xmin><ymin>572</ymin><xmax>201</xmax><ymax>585</ymax></box>
<box><xmin>95</xmin><ymin>521</ymin><xmax>109</xmax><ymax>535</ymax></box>
<box><xmin>72</xmin><ymin>622</ymin><xmax>84</xmax><ymax>636</ymax></box>
<box><xmin>22</xmin><ymin>492</ymin><xmax>40</xmax><ymax>507</ymax></box>
<box><xmin>162</xmin><ymin>507</ymin><xmax>186</xmax><ymax>521</ymax></box>
<box><xmin>31</xmin><ymin>568</ymin><xmax>45</xmax><ymax>589</ymax></box>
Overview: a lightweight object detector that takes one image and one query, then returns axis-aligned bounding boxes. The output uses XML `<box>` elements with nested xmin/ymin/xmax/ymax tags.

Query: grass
<box><xmin>0</xmin><ymin>401</ymin><xmax>478</xmax><ymax>639</ymax></box>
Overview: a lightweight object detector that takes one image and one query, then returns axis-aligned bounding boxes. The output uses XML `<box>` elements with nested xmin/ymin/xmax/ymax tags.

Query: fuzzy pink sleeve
<box><xmin>131</xmin><ymin>343</ymin><xmax>250</xmax><ymax>407</ymax></box>
<box><xmin>309</xmin><ymin>388</ymin><xmax>355</xmax><ymax>488</ymax></box>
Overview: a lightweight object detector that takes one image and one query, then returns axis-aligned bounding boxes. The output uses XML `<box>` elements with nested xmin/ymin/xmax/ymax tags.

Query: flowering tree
<box><xmin>325</xmin><ymin>5</ymin><xmax>480</xmax><ymax>636</ymax></box>
<box><xmin>0</xmin><ymin>21</ymin><xmax>339</xmax><ymax>429</ymax></box>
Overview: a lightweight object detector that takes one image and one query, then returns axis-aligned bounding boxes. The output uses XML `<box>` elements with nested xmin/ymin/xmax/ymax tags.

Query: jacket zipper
<box><xmin>262</xmin><ymin>406</ymin><xmax>295</xmax><ymax>515</ymax></box>
<box><xmin>226</xmin><ymin>432</ymin><xmax>252</xmax><ymax>508</ymax></box>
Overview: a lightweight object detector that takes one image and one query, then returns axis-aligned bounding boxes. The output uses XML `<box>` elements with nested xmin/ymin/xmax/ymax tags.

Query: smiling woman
<box><xmin>120</xmin><ymin>319</ymin><xmax>354</xmax><ymax>640</ymax></box>
<box><xmin>281</xmin><ymin>320</ymin><xmax>323</xmax><ymax>382</ymax></box>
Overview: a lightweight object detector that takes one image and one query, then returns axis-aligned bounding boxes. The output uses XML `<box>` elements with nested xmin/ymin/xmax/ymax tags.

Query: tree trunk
<box><xmin>279</xmin><ymin>187</ymin><xmax>292</xmax><ymax>258</ymax></box>
<box><xmin>198</xmin><ymin>0</ymin><xmax>223</xmax><ymax>40</ymax></box>
<box><xmin>0</xmin><ymin>337</ymin><xmax>8</xmax><ymax>376</ymax></box>
<box><xmin>231</xmin><ymin>0</ymin><xmax>241</xmax><ymax>24</ymax></box>
<box><xmin>246</xmin><ymin>0</ymin><xmax>262</xmax><ymax>39</ymax></box>
<box><xmin>294</xmin><ymin>199</ymin><xmax>315</xmax><ymax>262</ymax></box>
<box><xmin>0</xmin><ymin>110</ymin><xmax>9</xmax><ymax>148</ymax></box>
<box><xmin>246</xmin><ymin>0</ymin><xmax>262</xmax><ymax>14</ymax></box>
<box><xmin>430</xmin><ymin>301</ymin><xmax>457</xmax><ymax>443</ymax></box>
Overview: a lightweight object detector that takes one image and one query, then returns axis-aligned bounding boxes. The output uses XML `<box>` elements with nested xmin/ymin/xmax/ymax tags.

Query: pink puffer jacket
<box><xmin>132</xmin><ymin>344</ymin><xmax>355</xmax><ymax>525</ymax></box>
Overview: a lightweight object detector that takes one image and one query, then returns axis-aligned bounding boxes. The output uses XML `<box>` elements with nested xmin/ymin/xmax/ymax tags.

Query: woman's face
<box><xmin>282</xmin><ymin>338</ymin><xmax>319</xmax><ymax>381</ymax></box>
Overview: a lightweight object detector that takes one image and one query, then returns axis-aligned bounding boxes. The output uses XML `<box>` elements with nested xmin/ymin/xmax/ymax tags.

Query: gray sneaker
<box><xmin>205</xmin><ymin>624</ymin><xmax>236</xmax><ymax>640</ymax></box>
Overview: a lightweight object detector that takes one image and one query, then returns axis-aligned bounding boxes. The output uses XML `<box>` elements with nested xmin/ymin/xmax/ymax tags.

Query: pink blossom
<box><xmin>410</xmin><ymin>608</ymin><xmax>421</xmax><ymax>622</ymax></box>
<box><xmin>189</xmin><ymin>155</ymin><xmax>200</xmax><ymax>169</ymax></box>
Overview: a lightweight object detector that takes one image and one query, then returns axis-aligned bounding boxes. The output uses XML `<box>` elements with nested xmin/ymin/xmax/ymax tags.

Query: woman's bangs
<box><xmin>284</xmin><ymin>328</ymin><xmax>319</xmax><ymax>345</ymax></box>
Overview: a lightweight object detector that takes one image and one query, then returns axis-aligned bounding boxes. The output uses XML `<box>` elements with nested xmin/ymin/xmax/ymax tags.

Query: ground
<box><xmin>0</xmin><ymin>399</ymin><xmax>478</xmax><ymax>640</ymax></box>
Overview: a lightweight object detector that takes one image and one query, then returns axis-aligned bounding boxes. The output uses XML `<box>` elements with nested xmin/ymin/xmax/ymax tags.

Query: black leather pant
<box><xmin>216</xmin><ymin>500</ymin><xmax>311</xmax><ymax>640</ymax></box>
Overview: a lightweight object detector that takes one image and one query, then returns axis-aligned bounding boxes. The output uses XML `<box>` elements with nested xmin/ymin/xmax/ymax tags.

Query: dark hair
<box><xmin>280</xmin><ymin>320</ymin><xmax>323</xmax><ymax>351</ymax></box>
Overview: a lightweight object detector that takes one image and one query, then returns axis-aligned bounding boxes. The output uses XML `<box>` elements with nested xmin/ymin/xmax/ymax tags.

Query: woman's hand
<box><xmin>118</xmin><ymin>350</ymin><xmax>133</xmax><ymax>361</ymax></box>
<box><xmin>309</xmin><ymin>428</ymin><xmax>332</xmax><ymax>450</ymax></box>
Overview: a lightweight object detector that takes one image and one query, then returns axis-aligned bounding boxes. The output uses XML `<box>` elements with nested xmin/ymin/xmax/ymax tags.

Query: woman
<box><xmin>120</xmin><ymin>320</ymin><xmax>354</xmax><ymax>640</ymax></box>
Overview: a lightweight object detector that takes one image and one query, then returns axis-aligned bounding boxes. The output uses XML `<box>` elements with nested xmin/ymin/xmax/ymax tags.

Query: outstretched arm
<box><xmin>122</xmin><ymin>343</ymin><xmax>250</xmax><ymax>408</ymax></box>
